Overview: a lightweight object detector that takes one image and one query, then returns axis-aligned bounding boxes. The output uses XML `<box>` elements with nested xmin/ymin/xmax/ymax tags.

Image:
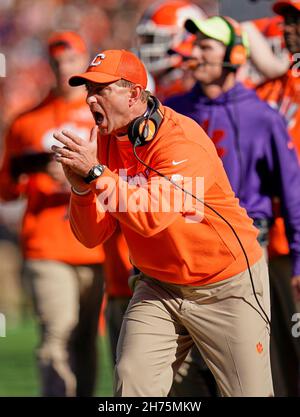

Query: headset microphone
<box><xmin>185</xmin><ymin>59</ymin><xmax>238</xmax><ymax>70</ymax></box>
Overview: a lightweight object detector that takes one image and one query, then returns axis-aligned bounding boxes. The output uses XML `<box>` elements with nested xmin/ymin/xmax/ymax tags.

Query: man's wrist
<box><xmin>84</xmin><ymin>164</ymin><xmax>106</xmax><ymax>184</ymax></box>
<box><xmin>71</xmin><ymin>186</ymin><xmax>91</xmax><ymax>196</ymax></box>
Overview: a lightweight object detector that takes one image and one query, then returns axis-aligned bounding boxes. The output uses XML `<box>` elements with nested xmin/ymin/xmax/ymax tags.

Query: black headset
<box><xmin>128</xmin><ymin>96</ymin><xmax>164</xmax><ymax>147</ymax></box>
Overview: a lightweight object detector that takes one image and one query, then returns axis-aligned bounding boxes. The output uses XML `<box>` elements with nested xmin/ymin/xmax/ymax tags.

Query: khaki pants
<box><xmin>114</xmin><ymin>257</ymin><xmax>273</xmax><ymax>397</ymax></box>
<box><xmin>169</xmin><ymin>246</ymin><xmax>270</xmax><ymax>397</ymax></box>
<box><xmin>169</xmin><ymin>344</ymin><xmax>219</xmax><ymax>397</ymax></box>
<box><xmin>23</xmin><ymin>260</ymin><xmax>104</xmax><ymax>397</ymax></box>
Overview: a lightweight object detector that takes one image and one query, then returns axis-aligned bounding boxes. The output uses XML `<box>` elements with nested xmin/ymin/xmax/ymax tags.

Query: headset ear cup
<box><xmin>143</xmin><ymin>124</ymin><xmax>149</xmax><ymax>139</ymax></box>
<box><xmin>127</xmin><ymin>96</ymin><xmax>163</xmax><ymax>146</ymax></box>
<box><xmin>128</xmin><ymin>117</ymin><xmax>158</xmax><ymax>146</ymax></box>
<box><xmin>230</xmin><ymin>44</ymin><xmax>247</xmax><ymax>66</ymax></box>
<box><xmin>128</xmin><ymin>117</ymin><xmax>144</xmax><ymax>145</ymax></box>
<box><xmin>222</xmin><ymin>16</ymin><xmax>247</xmax><ymax>68</ymax></box>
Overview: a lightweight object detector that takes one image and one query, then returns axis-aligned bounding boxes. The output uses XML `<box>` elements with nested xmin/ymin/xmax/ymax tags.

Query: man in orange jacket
<box><xmin>52</xmin><ymin>49</ymin><xmax>273</xmax><ymax>396</ymax></box>
<box><xmin>0</xmin><ymin>32</ymin><xmax>105</xmax><ymax>397</ymax></box>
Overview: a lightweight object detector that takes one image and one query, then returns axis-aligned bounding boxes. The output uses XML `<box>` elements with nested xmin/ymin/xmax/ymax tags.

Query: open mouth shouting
<box><xmin>93</xmin><ymin>111</ymin><xmax>104</xmax><ymax>126</ymax></box>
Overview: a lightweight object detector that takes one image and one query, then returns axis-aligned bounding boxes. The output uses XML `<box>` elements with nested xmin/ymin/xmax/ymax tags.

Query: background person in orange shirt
<box><xmin>243</xmin><ymin>14</ymin><xmax>289</xmax><ymax>87</ymax></box>
<box><xmin>53</xmin><ymin>49</ymin><xmax>273</xmax><ymax>396</ymax></box>
<box><xmin>0</xmin><ymin>32</ymin><xmax>105</xmax><ymax>397</ymax></box>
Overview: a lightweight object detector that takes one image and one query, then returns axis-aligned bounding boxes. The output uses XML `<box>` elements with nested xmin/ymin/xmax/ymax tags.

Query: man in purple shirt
<box><xmin>165</xmin><ymin>15</ymin><xmax>300</xmax><ymax>396</ymax></box>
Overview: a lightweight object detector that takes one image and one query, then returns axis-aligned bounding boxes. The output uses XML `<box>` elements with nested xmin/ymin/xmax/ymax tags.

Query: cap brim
<box><xmin>185</xmin><ymin>19</ymin><xmax>201</xmax><ymax>35</ymax></box>
<box><xmin>69</xmin><ymin>72</ymin><xmax>120</xmax><ymax>86</ymax></box>
<box><xmin>273</xmin><ymin>2</ymin><xmax>300</xmax><ymax>15</ymax></box>
<box><xmin>185</xmin><ymin>18</ymin><xmax>231</xmax><ymax>46</ymax></box>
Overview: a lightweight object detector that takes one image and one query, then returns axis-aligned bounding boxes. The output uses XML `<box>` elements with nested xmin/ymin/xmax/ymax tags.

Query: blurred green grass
<box><xmin>0</xmin><ymin>317</ymin><xmax>113</xmax><ymax>396</ymax></box>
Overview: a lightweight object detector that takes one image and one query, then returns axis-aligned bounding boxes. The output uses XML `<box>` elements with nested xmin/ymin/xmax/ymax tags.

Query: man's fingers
<box><xmin>61</xmin><ymin>130</ymin><xmax>84</xmax><ymax>145</ymax></box>
<box><xmin>53</xmin><ymin>131</ymin><xmax>81</xmax><ymax>150</ymax></box>
<box><xmin>54</xmin><ymin>154</ymin><xmax>74</xmax><ymax>166</ymax></box>
<box><xmin>52</xmin><ymin>145</ymin><xmax>73</xmax><ymax>158</ymax></box>
<box><xmin>54</xmin><ymin>154</ymin><xmax>89</xmax><ymax>176</ymax></box>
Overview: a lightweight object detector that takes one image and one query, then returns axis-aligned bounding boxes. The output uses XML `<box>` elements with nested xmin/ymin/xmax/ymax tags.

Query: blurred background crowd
<box><xmin>0</xmin><ymin>0</ymin><xmax>218</xmax><ymax>132</ymax></box>
<box><xmin>0</xmin><ymin>0</ymin><xmax>151</xmax><ymax>131</ymax></box>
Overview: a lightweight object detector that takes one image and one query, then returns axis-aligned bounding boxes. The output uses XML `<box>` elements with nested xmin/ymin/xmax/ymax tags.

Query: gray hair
<box><xmin>115</xmin><ymin>79</ymin><xmax>151</xmax><ymax>103</ymax></box>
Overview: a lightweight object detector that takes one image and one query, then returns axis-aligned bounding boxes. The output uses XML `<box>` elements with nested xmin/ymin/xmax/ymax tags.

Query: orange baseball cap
<box><xmin>48</xmin><ymin>31</ymin><xmax>87</xmax><ymax>57</ymax></box>
<box><xmin>273</xmin><ymin>0</ymin><xmax>300</xmax><ymax>15</ymax></box>
<box><xmin>69</xmin><ymin>49</ymin><xmax>148</xmax><ymax>89</ymax></box>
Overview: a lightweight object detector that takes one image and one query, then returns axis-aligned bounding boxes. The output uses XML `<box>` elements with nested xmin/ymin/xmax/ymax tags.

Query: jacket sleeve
<box><xmin>267</xmin><ymin>112</ymin><xmax>300</xmax><ymax>276</ymax></box>
<box><xmin>69</xmin><ymin>190</ymin><xmax>118</xmax><ymax>248</ymax></box>
<box><xmin>68</xmin><ymin>130</ymin><xmax>118</xmax><ymax>248</ymax></box>
<box><xmin>90</xmin><ymin>137</ymin><xmax>216</xmax><ymax>237</ymax></box>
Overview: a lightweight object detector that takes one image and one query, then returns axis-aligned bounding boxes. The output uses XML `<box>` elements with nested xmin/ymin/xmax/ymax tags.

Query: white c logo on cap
<box><xmin>90</xmin><ymin>53</ymin><xmax>106</xmax><ymax>67</ymax></box>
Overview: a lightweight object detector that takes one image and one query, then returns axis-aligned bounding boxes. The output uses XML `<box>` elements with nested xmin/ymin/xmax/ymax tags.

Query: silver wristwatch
<box><xmin>84</xmin><ymin>164</ymin><xmax>105</xmax><ymax>184</ymax></box>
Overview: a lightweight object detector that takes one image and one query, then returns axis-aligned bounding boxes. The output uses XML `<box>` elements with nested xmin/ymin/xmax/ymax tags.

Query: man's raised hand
<box><xmin>52</xmin><ymin>126</ymin><xmax>99</xmax><ymax>192</ymax></box>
